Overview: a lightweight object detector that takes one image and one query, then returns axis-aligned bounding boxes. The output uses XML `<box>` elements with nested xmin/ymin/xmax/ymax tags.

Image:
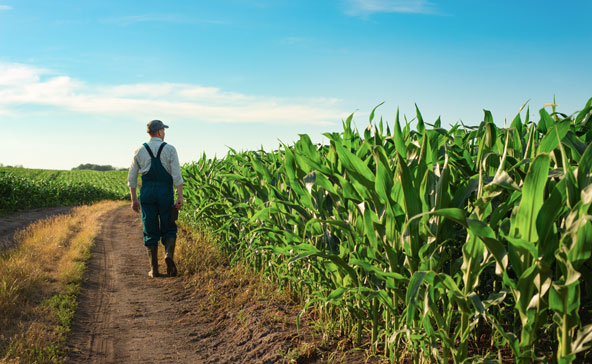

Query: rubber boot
<box><xmin>163</xmin><ymin>237</ymin><xmax>178</xmax><ymax>277</ymax></box>
<box><xmin>147</xmin><ymin>245</ymin><xmax>160</xmax><ymax>278</ymax></box>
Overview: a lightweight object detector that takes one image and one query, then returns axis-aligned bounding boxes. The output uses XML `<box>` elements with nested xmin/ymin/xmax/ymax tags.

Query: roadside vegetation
<box><xmin>0</xmin><ymin>167</ymin><xmax>130</xmax><ymax>212</ymax></box>
<box><xmin>180</xmin><ymin>99</ymin><xmax>592</xmax><ymax>363</ymax></box>
<box><xmin>0</xmin><ymin>201</ymin><xmax>120</xmax><ymax>363</ymax></box>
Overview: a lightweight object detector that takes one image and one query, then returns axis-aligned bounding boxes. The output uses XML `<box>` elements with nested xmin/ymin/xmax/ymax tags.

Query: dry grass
<box><xmin>0</xmin><ymin>201</ymin><xmax>122</xmax><ymax>364</ymax></box>
<box><xmin>176</xmin><ymin>223</ymin><xmax>294</xmax><ymax>311</ymax></box>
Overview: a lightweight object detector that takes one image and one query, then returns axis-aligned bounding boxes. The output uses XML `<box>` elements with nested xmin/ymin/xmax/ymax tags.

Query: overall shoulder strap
<box><xmin>143</xmin><ymin>143</ymin><xmax>155</xmax><ymax>158</ymax></box>
<box><xmin>156</xmin><ymin>142</ymin><xmax>167</xmax><ymax>159</ymax></box>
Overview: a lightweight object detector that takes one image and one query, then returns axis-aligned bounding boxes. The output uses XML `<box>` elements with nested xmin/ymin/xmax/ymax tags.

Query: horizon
<box><xmin>1</xmin><ymin>0</ymin><xmax>590</xmax><ymax>169</ymax></box>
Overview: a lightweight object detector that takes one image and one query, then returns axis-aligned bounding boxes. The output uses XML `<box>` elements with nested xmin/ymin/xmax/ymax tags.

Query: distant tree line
<box><xmin>0</xmin><ymin>163</ymin><xmax>24</xmax><ymax>168</ymax></box>
<box><xmin>72</xmin><ymin>163</ymin><xmax>127</xmax><ymax>171</ymax></box>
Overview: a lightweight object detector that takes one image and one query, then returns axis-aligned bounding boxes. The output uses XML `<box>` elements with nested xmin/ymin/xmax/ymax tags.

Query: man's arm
<box><xmin>168</xmin><ymin>147</ymin><xmax>184</xmax><ymax>187</ymax></box>
<box><xmin>168</xmin><ymin>146</ymin><xmax>184</xmax><ymax>210</ymax></box>
<box><xmin>128</xmin><ymin>153</ymin><xmax>141</xmax><ymax>213</ymax></box>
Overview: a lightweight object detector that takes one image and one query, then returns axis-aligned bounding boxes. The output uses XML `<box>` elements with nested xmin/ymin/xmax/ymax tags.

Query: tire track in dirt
<box><xmin>84</xmin><ymin>209</ymin><xmax>116</xmax><ymax>363</ymax></box>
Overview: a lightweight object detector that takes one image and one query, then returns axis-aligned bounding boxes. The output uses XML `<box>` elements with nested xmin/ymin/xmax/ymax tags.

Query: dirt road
<box><xmin>66</xmin><ymin>205</ymin><xmax>301</xmax><ymax>364</ymax></box>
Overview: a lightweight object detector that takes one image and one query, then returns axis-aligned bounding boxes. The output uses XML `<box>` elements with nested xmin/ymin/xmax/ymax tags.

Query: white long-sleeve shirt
<box><xmin>127</xmin><ymin>137</ymin><xmax>184</xmax><ymax>188</ymax></box>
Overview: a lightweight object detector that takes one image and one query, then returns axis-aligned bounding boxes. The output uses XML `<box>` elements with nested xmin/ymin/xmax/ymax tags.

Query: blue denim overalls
<box><xmin>139</xmin><ymin>142</ymin><xmax>177</xmax><ymax>246</ymax></box>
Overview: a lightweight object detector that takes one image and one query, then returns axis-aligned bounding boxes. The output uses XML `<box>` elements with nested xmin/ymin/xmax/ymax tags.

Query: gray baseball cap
<box><xmin>147</xmin><ymin>120</ymin><xmax>169</xmax><ymax>133</ymax></box>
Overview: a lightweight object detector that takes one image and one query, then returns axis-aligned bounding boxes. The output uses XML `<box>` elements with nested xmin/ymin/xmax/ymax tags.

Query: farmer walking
<box><xmin>128</xmin><ymin>120</ymin><xmax>184</xmax><ymax>277</ymax></box>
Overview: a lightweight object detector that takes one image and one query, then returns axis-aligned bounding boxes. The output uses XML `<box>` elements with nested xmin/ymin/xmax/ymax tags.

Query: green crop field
<box><xmin>0</xmin><ymin>167</ymin><xmax>130</xmax><ymax>212</ymax></box>
<box><xmin>181</xmin><ymin>99</ymin><xmax>592</xmax><ymax>363</ymax></box>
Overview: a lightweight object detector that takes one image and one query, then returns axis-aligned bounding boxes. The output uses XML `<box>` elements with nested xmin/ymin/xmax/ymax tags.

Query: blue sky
<box><xmin>1</xmin><ymin>0</ymin><xmax>590</xmax><ymax>169</ymax></box>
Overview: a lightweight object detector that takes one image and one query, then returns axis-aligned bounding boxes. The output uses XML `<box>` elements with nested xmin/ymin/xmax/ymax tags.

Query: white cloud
<box><xmin>0</xmin><ymin>5</ymin><xmax>12</xmax><ymax>11</ymax></box>
<box><xmin>344</xmin><ymin>0</ymin><xmax>438</xmax><ymax>16</ymax></box>
<box><xmin>0</xmin><ymin>63</ymin><xmax>43</xmax><ymax>85</ymax></box>
<box><xmin>0</xmin><ymin>62</ymin><xmax>345</xmax><ymax>126</ymax></box>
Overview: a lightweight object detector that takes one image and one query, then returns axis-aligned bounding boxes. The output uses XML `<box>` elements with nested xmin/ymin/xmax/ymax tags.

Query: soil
<box><xmin>0</xmin><ymin>206</ymin><xmax>74</xmax><ymax>252</ymax></box>
<box><xmin>65</xmin><ymin>205</ymin><xmax>376</xmax><ymax>364</ymax></box>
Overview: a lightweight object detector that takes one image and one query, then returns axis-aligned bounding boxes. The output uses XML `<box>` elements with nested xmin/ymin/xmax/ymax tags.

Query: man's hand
<box><xmin>132</xmin><ymin>200</ymin><xmax>140</xmax><ymax>213</ymax></box>
<box><xmin>129</xmin><ymin>186</ymin><xmax>139</xmax><ymax>213</ymax></box>
<box><xmin>175</xmin><ymin>184</ymin><xmax>184</xmax><ymax>211</ymax></box>
<box><xmin>175</xmin><ymin>197</ymin><xmax>183</xmax><ymax>210</ymax></box>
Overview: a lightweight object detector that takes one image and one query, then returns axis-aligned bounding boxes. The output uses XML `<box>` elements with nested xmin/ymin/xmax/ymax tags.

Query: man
<box><xmin>128</xmin><ymin>120</ymin><xmax>184</xmax><ymax>278</ymax></box>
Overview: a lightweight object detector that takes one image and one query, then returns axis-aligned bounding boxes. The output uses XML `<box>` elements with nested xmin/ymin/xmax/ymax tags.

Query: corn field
<box><xmin>181</xmin><ymin>99</ymin><xmax>592</xmax><ymax>363</ymax></box>
<box><xmin>0</xmin><ymin>168</ymin><xmax>129</xmax><ymax>212</ymax></box>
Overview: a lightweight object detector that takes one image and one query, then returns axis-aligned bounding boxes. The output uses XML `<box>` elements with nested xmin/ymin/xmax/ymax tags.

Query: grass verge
<box><xmin>0</xmin><ymin>201</ymin><xmax>122</xmax><ymax>363</ymax></box>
